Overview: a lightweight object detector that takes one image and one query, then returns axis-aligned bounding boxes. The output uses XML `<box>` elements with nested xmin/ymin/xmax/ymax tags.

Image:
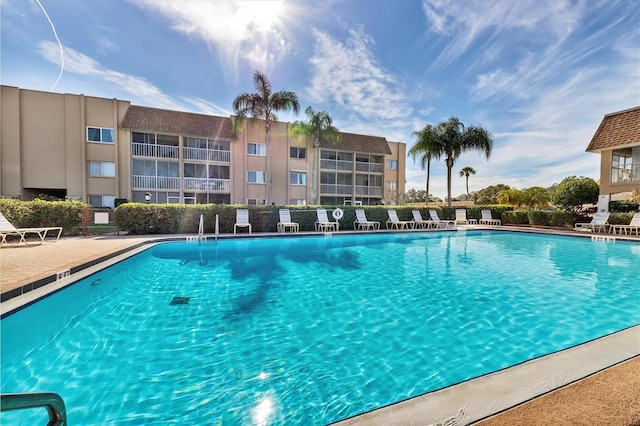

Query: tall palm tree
<box><xmin>409</xmin><ymin>124</ymin><xmax>443</xmax><ymax>205</ymax></box>
<box><xmin>233</xmin><ymin>71</ymin><xmax>300</xmax><ymax>204</ymax></box>
<box><xmin>436</xmin><ymin>117</ymin><xmax>493</xmax><ymax>207</ymax></box>
<box><xmin>459</xmin><ymin>166</ymin><xmax>476</xmax><ymax>200</ymax></box>
<box><xmin>289</xmin><ymin>106</ymin><xmax>341</xmax><ymax>204</ymax></box>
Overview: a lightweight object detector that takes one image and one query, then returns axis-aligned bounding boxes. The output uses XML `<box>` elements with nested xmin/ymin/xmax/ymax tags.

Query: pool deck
<box><xmin>1</xmin><ymin>227</ymin><xmax>639</xmax><ymax>425</ymax></box>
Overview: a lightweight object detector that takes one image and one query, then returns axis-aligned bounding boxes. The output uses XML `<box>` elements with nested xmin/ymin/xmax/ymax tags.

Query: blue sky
<box><xmin>2</xmin><ymin>0</ymin><xmax>639</xmax><ymax>200</ymax></box>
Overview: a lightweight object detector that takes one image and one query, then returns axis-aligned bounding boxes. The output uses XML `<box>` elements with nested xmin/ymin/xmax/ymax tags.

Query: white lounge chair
<box><xmin>428</xmin><ymin>209</ymin><xmax>455</xmax><ymax>228</ymax></box>
<box><xmin>277</xmin><ymin>209</ymin><xmax>299</xmax><ymax>233</ymax></box>
<box><xmin>386</xmin><ymin>209</ymin><xmax>414</xmax><ymax>230</ymax></box>
<box><xmin>411</xmin><ymin>210</ymin><xmax>431</xmax><ymax>229</ymax></box>
<box><xmin>574</xmin><ymin>212</ymin><xmax>610</xmax><ymax>233</ymax></box>
<box><xmin>455</xmin><ymin>209</ymin><xmax>468</xmax><ymax>225</ymax></box>
<box><xmin>354</xmin><ymin>209</ymin><xmax>380</xmax><ymax>231</ymax></box>
<box><xmin>0</xmin><ymin>211</ymin><xmax>63</xmax><ymax>247</ymax></box>
<box><xmin>609</xmin><ymin>212</ymin><xmax>640</xmax><ymax>236</ymax></box>
<box><xmin>315</xmin><ymin>209</ymin><xmax>339</xmax><ymax>232</ymax></box>
<box><xmin>234</xmin><ymin>209</ymin><xmax>252</xmax><ymax>234</ymax></box>
<box><xmin>479</xmin><ymin>209</ymin><xmax>501</xmax><ymax>225</ymax></box>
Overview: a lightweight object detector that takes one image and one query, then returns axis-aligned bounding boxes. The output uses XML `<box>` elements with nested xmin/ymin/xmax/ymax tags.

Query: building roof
<box><xmin>121</xmin><ymin>106</ymin><xmax>234</xmax><ymax>139</ymax></box>
<box><xmin>319</xmin><ymin>131</ymin><xmax>392</xmax><ymax>155</ymax></box>
<box><xmin>586</xmin><ymin>106</ymin><xmax>640</xmax><ymax>152</ymax></box>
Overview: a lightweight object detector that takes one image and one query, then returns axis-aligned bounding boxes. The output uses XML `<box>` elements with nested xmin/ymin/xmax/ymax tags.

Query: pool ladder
<box><xmin>1</xmin><ymin>392</ymin><xmax>67</xmax><ymax>426</ymax></box>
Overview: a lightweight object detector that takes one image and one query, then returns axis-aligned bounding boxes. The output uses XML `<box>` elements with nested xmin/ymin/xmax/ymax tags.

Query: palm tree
<box><xmin>233</xmin><ymin>71</ymin><xmax>300</xmax><ymax>204</ymax></box>
<box><xmin>289</xmin><ymin>106</ymin><xmax>341</xmax><ymax>204</ymax></box>
<box><xmin>459</xmin><ymin>166</ymin><xmax>476</xmax><ymax>200</ymax></box>
<box><xmin>434</xmin><ymin>117</ymin><xmax>493</xmax><ymax>207</ymax></box>
<box><xmin>409</xmin><ymin>124</ymin><xmax>443</xmax><ymax>205</ymax></box>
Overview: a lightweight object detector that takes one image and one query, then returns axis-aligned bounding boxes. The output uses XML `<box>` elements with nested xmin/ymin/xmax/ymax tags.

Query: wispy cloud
<box><xmin>307</xmin><ymin>28</ymin><xmax>414</xmax><ymax>138</ymax></box>
<box><xmin>131</xmin><ymin>0</ymin><xmax>291</xmax><ymax>81</ymax></box>
<box><xmin>38</xmin><ymin>41</ymin><xmax>182</xmax><ymax>109</ymax></box>
<box><xmin>34</xmin><ymin>0</ymin><xmax>64</xmax><ymax>91</ymax></box>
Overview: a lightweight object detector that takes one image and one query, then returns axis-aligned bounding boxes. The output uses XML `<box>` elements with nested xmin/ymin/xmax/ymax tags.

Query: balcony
<box><xmin>320</xmin><ymin>184</ymin><xmax>352</xmax><ymax>195</ymax></box>
<box><xmin>355</xmin><ymin>161</ymin><xmax>384</xmax><ymax>173</ymax></box>
<box><xmin>183</xmin><ymin>147</ymin><xmax>230</xmax><ymax>163</ymax></box>
<box><xmin>132</xmin><ymin>175</ymin><xmax>180</xmax><ymax>190</ymax></box>
<box><xmin>355</xmin><ymin>185</ymin><xmax>383</xmax><ymax>196</ymax></box>
<box><xmin>183</xmin><ymin>177</ymin><xmax>231</xmax><ymax>192</ymax></box>
<box><xmin>131</xmin><ymin>143</ymin><xmax>179</xmax><ymax>159</ymax></box>
<box><xmin>321</xmin><ymin>159</ymin><xmax>353</xmax><ymax>171</ymax></box>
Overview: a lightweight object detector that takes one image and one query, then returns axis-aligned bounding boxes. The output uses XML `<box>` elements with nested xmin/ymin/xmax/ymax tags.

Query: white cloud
<box><xmin>37</xmin><ymin>41</ymin><xmax>183</xmax><ymax>109</ymax></box>
<box><xmin>131</xmin><ymin>0</ymin><xmax>291</xmax><ymax>80</ymax></box>
<box><xmin>307</xmin><ymin>28</ymin><xmax>414</xmax><ymax>139</ymax></box>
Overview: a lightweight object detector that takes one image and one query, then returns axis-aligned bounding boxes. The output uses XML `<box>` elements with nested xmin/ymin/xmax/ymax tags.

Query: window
<box><xmin>611</xmin><ymin>147</ymin><xmax>640</xmax><ymax>183</ymax></box>
<box><xmin>386</xmin><ymin>160</ymin><xmax>398</xmax><ymax>170</ymax></box>
<box><xmin>88</xmin><ymin>161</ymin><xmax>115</xmax><ymax>177</ymax></box>
<box><xmin>247</xmin><ymin>170</ymin><xmax>266</xmax><ymax>183</ymax></box>
<box><xmin>290</xmin><ymin>199</ymin><xmax>306</xmax><ymax>205</ymax></box>
<box><xmin>290</xmin><ymin>172</ymin><xmax>307</xmax><ymax>185</ymax></box>
<box><xmin>87</xmin><ymin>127</ymin><xmax>114</xmax><ymax>143</ymax></box>
<box><xmin>247</xmin><ymin>198</ymin><xmax>266</xmax><ymax>205</ymax></box>
<box><xmin>387</xmin><ymin>181</ymin><xmax>398</xmax><ymax>191</ymax></box>
<box><xmin>89</xmin><ymin>195</ymin><xmax>115</xmax><ymax>208</ymax></box>
<box><xmin>290</xmin><ymin>147</ymin><xmax>306</xmax><ymax>159</ymax></box>
<box><xmin>247</xmin><ymin>143</ymin><xmax>266</xmax><ymax>156</ymax></box>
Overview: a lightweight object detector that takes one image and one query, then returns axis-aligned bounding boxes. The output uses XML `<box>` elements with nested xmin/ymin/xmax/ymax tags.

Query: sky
<box><xmin>2</xmin><ymin>0</ymin><xmax>639</xmax><ymax>200</ymax></box>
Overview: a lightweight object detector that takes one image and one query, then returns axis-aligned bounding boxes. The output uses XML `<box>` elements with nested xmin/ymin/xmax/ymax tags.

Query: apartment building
<box><xmin>0</xmin><ymin>86</ymin><xmax>406</xmax><ymax>207</ymax></box>
<box><xmin>586</xmin><ymin>106</ymin><xmax>640</xmax><ymax>200</ymax></box>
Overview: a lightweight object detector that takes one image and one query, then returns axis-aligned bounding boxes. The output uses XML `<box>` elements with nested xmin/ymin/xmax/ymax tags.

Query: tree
<box><xmin>409</xmin><ymin>124</ymin><xmax>443</xmax><ymax>205</ymax></box>
<box><xmin>521</xmin><ymin>186</ymin><xmax>550</xmax><ymax>209</ymax></box>
<box><xmin>550</xmin><ymin>176</ymin><xmax>599</xmax><ymax>211</ymax></box>
<box><xmin>289</xmin><ymin>106</ymin><xmax>340</xmax><ymax>204</ymax></box>
<box><xmin>497</xmin><ymin>188</ymin><xmax>524</xmax><ymax>207</ymax></box>
<box><xmin>459</xmin><ymin>166</ymin><xmax>476</xmax><ymax>200</ymax></box>
<box><xmin>416</xmin><ymin>117</ymin><xmax>493</xmax><ymax>207</ymax></box>
<box><xmin>233</xmin><ymin>71</ymin><xmax>300</xmax><ymax>204</ymax></box>
<box><xmin>472</xmin><ymin>184</ymin><xmax>511</xmax><ymax>204</ymax></box>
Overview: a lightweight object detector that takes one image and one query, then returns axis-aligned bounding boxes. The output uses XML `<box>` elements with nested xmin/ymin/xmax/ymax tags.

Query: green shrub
<box><xmin>609</xmin><ymin>201</ymin><xmax>639</xmax><ymax>213</ymax></box>
<box><xmin>527</xmin><ymin>210</ymin><xmax>575</xmax><ymax>227</ymax></box>
<box><xmin>502</xmin><ymin>210</ymin><xmax>530</xmax><ymax>225</ymax></box>
<box><xmin>608</xmin><ymin>213</ymin><xmax>634</xmax><ymax>225</ymax></box>
<box><xmin>0</xmin><ymin>199</ymin><xmax>87</xmax><ymax>235</ymax></box>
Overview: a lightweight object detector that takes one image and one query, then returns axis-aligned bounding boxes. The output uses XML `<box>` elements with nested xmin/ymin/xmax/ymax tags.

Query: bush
<box><xmin>0</xmin><ymin>199</ymin><xmax>88</xmax><ymax>235</ymax></box>
<box><xmin>527</xmin><ymin>210</ymin><xmax>575</xmax><ymax>227</ymax></box>
<box><xmin>609</xmin><ymin>201</ymin><xmax>640</xmax><ymax>213</ymax></box>
<box><xmin>502</xmin><ymin>210</ymin><xmax>530</xmax><ymax>225</ymax></box>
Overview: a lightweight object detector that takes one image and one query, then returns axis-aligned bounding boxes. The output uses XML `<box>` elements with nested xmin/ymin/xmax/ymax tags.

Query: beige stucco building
<box><xmin>1</xmin><ymin>86</ymin><xmax>406</xmax><ymax>207</ymax></box>
<box><xmin>586</xmin><ymin>106</ymin><xmax>640</xmax><ymax>200</ymax></box>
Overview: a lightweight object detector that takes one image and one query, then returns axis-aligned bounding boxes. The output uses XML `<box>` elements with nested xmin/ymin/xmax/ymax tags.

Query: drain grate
<box><xmin>170</xmin><ymin>296</ymin><xmax>190</xmax><ymax>305</ymax></box>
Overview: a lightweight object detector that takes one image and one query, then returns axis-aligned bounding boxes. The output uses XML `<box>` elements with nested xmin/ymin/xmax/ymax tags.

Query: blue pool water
<box><xmin>1</xmin><ymin>231</ymin><xmax>639</xmax><ymax>425</ymax></box>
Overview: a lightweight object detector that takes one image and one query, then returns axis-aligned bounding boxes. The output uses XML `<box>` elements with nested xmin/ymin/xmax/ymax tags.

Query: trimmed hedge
<box><xmin>0</xmin><ymin>199</ymin><xmax>88</xmax><ymax>235</ymax></box>
<box><xmin>113</xmin><ymin>204</ymin><xmax>518</xmax><ymax>235</ymax></box>
<box><xmin>609</xmin><ymin>201</ymin><xmax>640</xmax><ymax>213</ymax></box>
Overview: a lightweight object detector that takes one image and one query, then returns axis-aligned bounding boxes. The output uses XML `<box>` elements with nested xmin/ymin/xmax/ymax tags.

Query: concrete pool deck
<box><xmin>1</xmin><ymin>228</ymin><xmax>639</xmax><ymax>425</ymax></box>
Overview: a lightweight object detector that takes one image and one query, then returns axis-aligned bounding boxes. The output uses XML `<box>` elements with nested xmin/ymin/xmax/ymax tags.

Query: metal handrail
<box><xmin>1</xmin><ymin>392</ymin><xmax>67</xmax><ymax>426</ymax></box>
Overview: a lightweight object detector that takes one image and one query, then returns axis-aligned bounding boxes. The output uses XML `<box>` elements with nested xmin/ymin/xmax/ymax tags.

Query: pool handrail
<box><xmin>1</xmin><ymin>392</ymin><xmax>67</xmax><ymax>426</ymax></box>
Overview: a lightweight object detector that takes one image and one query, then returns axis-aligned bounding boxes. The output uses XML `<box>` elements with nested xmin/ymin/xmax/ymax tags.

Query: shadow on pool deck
<box><xmin>1</xmin><ymin>229</ymin><xmax>639</xmax><ymax>425</ymax></box>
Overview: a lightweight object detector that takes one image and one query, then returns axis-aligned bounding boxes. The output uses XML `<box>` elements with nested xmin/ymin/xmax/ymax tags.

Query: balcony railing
<box><xmin>355</xmin><ymin>185</ymin><xmax>383</xmax><ymax>196</ymax></box>
<box><xmin>320</xmin><ymin>184</ymin><xmax>352</xmax><ymax>195</ymax></box>
<box><xmin>183</xmin><ymin>147</ymin><xmax>230</xmax><ymax>163</ymax></box>
<box><xmin>131</xmin><ymin>143</ymin><xmax>179</xmax><ymax>159</ymax></box>
<box><xmin>320</xmin><ymin>159</ymin><xmax>353</xmax><ymax>171</ymax></box>
<box><xmin>611</xmin><ymin>164</ymin><xmax>640</xmax><ymax>183</ymax></box>
<box><xmin>132</xmin><ymin>175</ymin><xmax>180</xmax><ymax>190</ymax></box>
<box><xmin>355</xmin><ymin>162</ymin><xmax>384</xmax><ymax>173</ymax></box>
<box><xmin>183</xmin><ymin>177</ymin><xmax>231</xmax><ymax>192</ymax></box>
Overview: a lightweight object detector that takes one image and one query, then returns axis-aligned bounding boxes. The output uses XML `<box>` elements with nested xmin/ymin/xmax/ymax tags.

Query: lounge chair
<box><xmin>386</xmin><ymin>209</ymin><xmax>414</xmax><ymax>230</ymax></box>
<box><xmin>0</xmin><ymin>212</ymin><xmax>63</xmax><ymax>247</ymax></box>
<box><xmin>354</xmin><ymin>209</ymin><xmax>380</xmax><ymax>231</ymax></box>
<box><xmin>234</xmin><ymin>209</ymin><xmax>252</xmax><ymax>234</ymax></box>
<box><xmin>277</xmin><ymin>209</ymin><xmax>299</xmax><ymax>233</ymax></box>
<box><xmin>411</xmin><ymin>210</ymin><xmax>431</xmax><ymax>229</ymax></box>
<box><xmin>479</xmin><ymin>209</ymin><xmax>501</xmax><ymax>225</ymax></box>
<box><xmin>315</xmin><ymin>209</ymin><xmax>339</xmax><ymax>232</ymax></box>
<box><xmin>609</xmin><ymin>212</ymin><xmax>640</xmax><ymax>236</ymax></box>
<box><xmin>574</xmin><ymin>212</ymin><xmax>610</xmax><ymax>233</ymax></box>
<box><xmin>428</xmin><ymin>209</ymin><xmax>455</xmax><ymax>229</ymax></box>
<box><xmin>455</xmin><ymin>209</ymin><xmax>468</xmax><ymax>225</ymax></box>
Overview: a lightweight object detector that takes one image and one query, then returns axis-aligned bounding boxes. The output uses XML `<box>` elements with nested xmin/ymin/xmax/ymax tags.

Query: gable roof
<box><xmin>319</xmin><ymin>131</ymin><xmax>392</xmax><ymax>155</ymax></box>
<box><xmin>586</xmin><ymin>106</ymin><xmax>640</xmax><ymax>152</ymax></box>
<box><xmin>121</xmin><ymin>105</ymin><xmax>233</xmax><ymax>139</ymax></box>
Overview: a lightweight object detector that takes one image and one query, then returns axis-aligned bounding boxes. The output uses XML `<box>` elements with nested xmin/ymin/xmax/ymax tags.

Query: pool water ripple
<box><xmin>1</xmin><ymin>231</ymin><xmax>638</xmax><ymax>424</ymax></box>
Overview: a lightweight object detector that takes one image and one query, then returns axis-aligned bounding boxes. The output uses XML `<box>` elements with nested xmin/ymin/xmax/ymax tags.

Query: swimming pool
<box><xmin>1</xmin><ymin>231</ymin><xmax>639</xmax><ymax>424</ymax></box>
